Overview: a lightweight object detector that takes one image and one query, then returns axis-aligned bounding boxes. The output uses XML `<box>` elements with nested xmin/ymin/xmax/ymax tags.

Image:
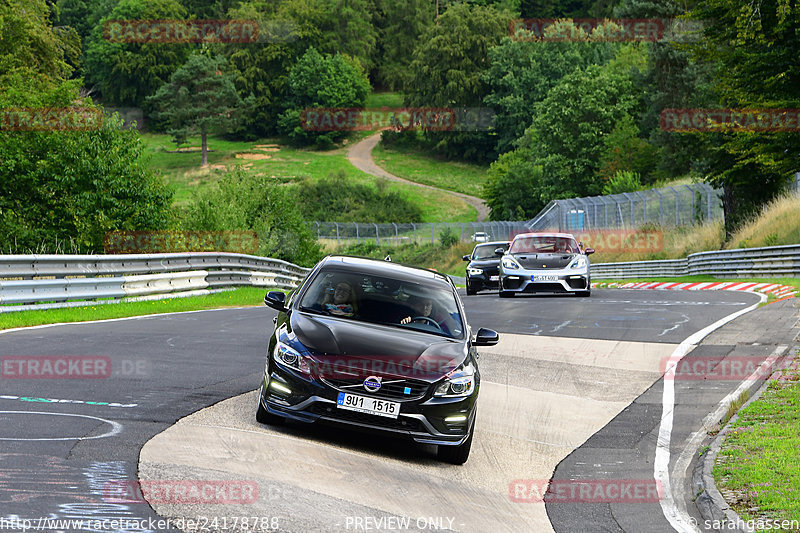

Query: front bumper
<box><xmin>500</xmin><ymin>267</ymin><xmax>590</xmax><ymax>294</ymax></box>
<box><xmin>466</xmin><ymin>270</ymin><xmax>501</xmax><ymax>291</ymax></box>
<box><xmin>260</xmin><ymin>367</ymin><xmax>477</xmax><ymax>446</ymax></box>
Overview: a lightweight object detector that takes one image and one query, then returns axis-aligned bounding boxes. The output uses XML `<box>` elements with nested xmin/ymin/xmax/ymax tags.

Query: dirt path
<box><xmin>347</xmin><ymin>132</ymin><xmax>490</xmax><ymax>222</ymax></box>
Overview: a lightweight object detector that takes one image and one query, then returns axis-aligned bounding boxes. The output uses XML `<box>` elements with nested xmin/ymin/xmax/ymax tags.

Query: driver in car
<box><xmin>400</xmin><ymin>296</ymin><xmax>451</xmax><ymax>335</ymax></box>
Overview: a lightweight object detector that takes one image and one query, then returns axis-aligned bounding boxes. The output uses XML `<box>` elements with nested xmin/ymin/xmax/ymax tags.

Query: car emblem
<box><xmin>363</xmin><ymin>376</ymin><xmax>382</xmax><ymax>392</ymax></box>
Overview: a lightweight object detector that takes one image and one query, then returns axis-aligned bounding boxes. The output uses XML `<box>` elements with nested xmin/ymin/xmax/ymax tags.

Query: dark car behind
<box><xmin>462</xmin><ymin>241</ymin><xmax>510</xmax><ymax>295</ymax></box>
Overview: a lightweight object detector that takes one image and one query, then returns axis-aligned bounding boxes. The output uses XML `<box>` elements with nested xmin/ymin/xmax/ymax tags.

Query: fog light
<box><xmin>269</xmin><ymin>380</ymin><xmax>291</xmax><ymax>396</ymax></box>
<box><xmin>444</xmin><ymin>415</ymin><xmax>467</xmax><ymax>423</ymax></box>
<box><xmin>507</xmin><ymin>276</ymin><xmax>519</xmax><ymax>280</ymax></box>
<box><xmin>569</xmin><ymin>275</ymin><xmax>582</xmax><ymax>279</ymax></box>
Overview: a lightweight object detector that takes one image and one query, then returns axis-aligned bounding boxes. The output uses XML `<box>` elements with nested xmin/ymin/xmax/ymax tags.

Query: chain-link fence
<box><xmin>312</xmin><ymin>177</ymin><xmax>800</xmax><ymax>248</ymax></box>
<box><xmin>527</xmin><ymin>183</ymin><xmax>724</xmax><ymax>231</ymax></box>
<box><xmin>311</xmin><ymin>221</ymin><xmax>531</xmax><ymax>248</ymax></box>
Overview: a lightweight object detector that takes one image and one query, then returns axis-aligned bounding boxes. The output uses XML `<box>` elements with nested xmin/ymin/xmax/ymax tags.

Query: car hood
<box><xmin>467</xmin><ymin>258</ymin><xmax>500</xmax><ymax>269</ymax></box>
<box><xmin>511</xmin><ymin>253</ymin><xmax>576</xmax><ymax>270</ymax></box>
<box><xmin>290</xmin><ymin>312</ymin><xmax>466</xmax><ymax>382</ymax></box>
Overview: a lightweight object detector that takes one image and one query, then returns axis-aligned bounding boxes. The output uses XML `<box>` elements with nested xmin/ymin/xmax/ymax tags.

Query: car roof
<box><xmin>511</xmin><ymin>232</ymin><xmax>577</xmax><ymax>240</ymax></box>
<box><xmin>474</xmin><ymin>241</ymin><xmax>509</xmax><ymax>247</ymax></box>
<box><xmin>320</xmin><ymin>255</ymin><xmax>452</xmax><ymax>284</ymax></box>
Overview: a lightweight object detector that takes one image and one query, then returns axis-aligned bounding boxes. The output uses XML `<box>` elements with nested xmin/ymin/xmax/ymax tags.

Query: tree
<box><xmin>404</xmin><ymin>3</ymin><xmax>512</xmax><ymax>162</ymax></box>
<box><xmin>277</xmin><ymin>47</ymin><xmax>370</xmax><ymax>147</ymax></box>
<box><xmin>316</xmin><ymin>0</ymin><xmax>378</xmax><ymax>73</ymax></box>
<box><xmin>147</xmin><ymin>54</ymin><xmax>254</xmax><ymax>167</ymax></box>
<box><xmin>82</xmin><ymin>0</ymin><xmax>191</xmax><ymax>106</ymax></box>
<box><xmin>183</xmin><ymin>170</ymin><xmax>323</xmax><ymax>266</ymax></box>
<box><xmin>687</xmin><ymin>0</ymin><xmax>800</xmax><ymax>236</ymax></box>
<box><xmin>0</xmin><ymin>76</ymin><xmax>172</xmax><ymax>253</ymax></box>
<box><xmin>220</xmin><ymin>0</ymin><xmax>328</xmax><ymax>137</ymax></box>
<box><xmin>1</xmin><ymin>0</ymin><xmax>79</xmax><ymax>84</ymax></box>
<box><xmin>483</xmin><ymin>36</ymin><xmax>615</xmax><ymax>154</ymax></box>
<box><xmin>374</xmin><ymin>0</ymin><xmax>432</xmax><ymax>89</ymax></box>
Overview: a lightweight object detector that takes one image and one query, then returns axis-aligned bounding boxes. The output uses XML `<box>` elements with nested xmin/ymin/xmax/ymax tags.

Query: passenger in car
<box><xmin>322</xmin><ymin>280</ymin><xmax>357</xmax><ymax>317</ymax></box>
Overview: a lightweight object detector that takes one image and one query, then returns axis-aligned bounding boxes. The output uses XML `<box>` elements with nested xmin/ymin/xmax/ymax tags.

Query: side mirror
<box><xmin>462</xmin><ymin>255</ymin><xmax>471</xmax><ymax>261</ymax></box>
<box><xmin>584</xmin><ymin>248</ymin><xmax>595</xmax><ymax>255</ymax></box>
<box><xmin>264</xmin><ymin>291</ymin><xmax>287</xmax><ymax>312</ymax></box>
<box><xmin>474</xmin><ymin>327</ymin><xmax>499</xmax><ymax>346</ymax></box>
<box><xmin>494</xmin><ymin>248</ymin><xmax>505</xmax><ymax>256</ymax></box>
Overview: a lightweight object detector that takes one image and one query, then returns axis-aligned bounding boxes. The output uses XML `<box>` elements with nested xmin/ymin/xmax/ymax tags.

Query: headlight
<box><xmin>434</xmin><ymin>362</ymin><xmax>476</xmax><ymax>397</ymax></box>
<box><xmin>570</xmin><ymin>256</ymin><xmax>587</xmax><ymax>269</ymax></box>
<box><xmin>467</xmin><ymin>268</ymin><xmax>483</xmax><ymax>276</ymax></box>
<box><xmin>501</xmin><ymin>257</ymin><xmax>520</xmax><ymax>270</ymax></box>
<box><xmin>273</xmin><ymin>339</ymin><xmax>311</xmax><ymax>375</ymax></box>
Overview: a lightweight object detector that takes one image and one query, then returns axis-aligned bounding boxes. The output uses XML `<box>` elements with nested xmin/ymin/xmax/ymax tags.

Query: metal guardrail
<box><xmin>0</xmin><ymin>253</ymin><xmax>311</xmax><ymax>311</ymax></box>
<box><xmin>591</xmin><ymin>244</ymin><xmax>800</xmax><ymax>279</ymax></box>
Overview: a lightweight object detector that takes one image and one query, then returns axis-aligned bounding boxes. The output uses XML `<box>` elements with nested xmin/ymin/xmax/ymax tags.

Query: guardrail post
<box><xmin>684</xmin><ymin>184</ymin><xmax>696</xmax><ymax>224</ymax></box>
<box><xmin>374</xmin><ymin>223</ymin><xmax>380</xmax><ymax>245</ymax></box>
<box><xmin>669</xmin><ymin>186</ymin><xmax>680</xmax><ymax>226</ymax></box>
<box><xmin>354</xmin><ymin>222</ymin><xmax>359</xmax><ymax>243</ymax></box>
<box><xmin>392</xmin><ymin>223</ymin><xmax>398</xmax><ymax>246</ymax></box>
<box><xmin>335</xmin><ymin>222</ymin><xmax>340</xmax><ymax>245</ymax></box>
<box><xmin>411</xmin><ymin>223</ymin><xmax>417</xmax><ymax>244</ymax></box>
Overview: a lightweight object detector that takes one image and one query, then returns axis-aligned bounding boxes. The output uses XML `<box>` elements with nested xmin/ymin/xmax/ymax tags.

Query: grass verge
<box><xmin>713</xmin><ymin>359</ymin><xmax>800</xmax><ymax>529</ymax></box>
<box><xmin>372</xmin><ymin>143</ymin><xmax>489</xmax><ymax>199</ymax></box>
<box><xmin>142</xmin><ymin>133</ymin><xmax>476</xmax><ymax>222</ymax></box>
<box><xmin>0</xmin><ymin>287</ymin><xmax>271</xmax><ymax>331</ymax></box>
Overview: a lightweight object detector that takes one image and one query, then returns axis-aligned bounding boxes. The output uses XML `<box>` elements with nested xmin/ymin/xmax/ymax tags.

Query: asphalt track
<box><xmin>1</xmin><ymin>288</ymin><xmax>788</xmax><ymax>533</ymax></box>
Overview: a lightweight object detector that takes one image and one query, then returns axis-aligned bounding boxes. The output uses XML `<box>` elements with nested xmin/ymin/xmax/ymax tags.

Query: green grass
<box><xmin>142</xmin><ymin>133</ymin><xmax>476</xmax><ymax>222</ymax></box>
<box><xmin>0</xmin><ymin>287</ymin><xmax>270</xmax><ymax>331</ymax></box>
<box><xmin>366</xmin><ymin>91</ymin><xmax>405</xmax><ymax>108</ymax></box>
<box><xmin>372</xmin><ymin>143</ymin><xmax>489</xmax><ymax>199</ymax></box>
<box><xmin>713</xmin><ymin>363</ymin><xmax>800</xmax><ymax>529</ymax></box>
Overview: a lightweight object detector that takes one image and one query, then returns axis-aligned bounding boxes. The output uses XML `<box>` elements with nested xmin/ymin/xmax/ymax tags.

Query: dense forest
<box><xmin>1</xmin><ymin>0</ymin><xmax>798</xmax><ymax>263</ymax></box>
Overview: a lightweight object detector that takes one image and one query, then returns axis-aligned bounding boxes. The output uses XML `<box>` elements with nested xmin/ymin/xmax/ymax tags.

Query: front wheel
<box><xmin>576</xmin><ymin>290</ymin><xmax>591</xmax><ymax>297</ymax></box>
<box><xmin>466</xmin><ymin>282</ymin><xmax>477</xmax><ymax>296</ymax></box>
<box><xmin>499</xmin><ymin>290</ymin><xmax>513</xmax><ymax>298</ymax></box>
<box><xmin>437</xmin><ymin>426</ymin><xmax>474</xmax><ymax>465</ymax></box>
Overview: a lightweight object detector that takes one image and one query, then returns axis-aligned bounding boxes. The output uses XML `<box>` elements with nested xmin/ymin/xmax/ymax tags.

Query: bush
<box><xmin>602</xmin><ymin>171</ymin><xmax>643</xmax><ymax>195</ymax></box>
<box><xmin>295</xmin><ymin>171</ymin><xmax>423</xmax><ymax>223</ymax></box>
<box><xmin>182</xmin><ymin>169</ymin><xmax>323</xmax><ymax>266</ymax></box>
<box><xmin>438</xmin><ymin>227</ymin><xmax>459</xmax><ymax>248</ymax></box>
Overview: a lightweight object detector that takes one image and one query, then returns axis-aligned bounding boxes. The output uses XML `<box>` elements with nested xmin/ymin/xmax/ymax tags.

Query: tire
<box><xmin>576</xmin><ymin>290</ymin><xmax>591</xmax><ymax>297</ymax></box>
<box><xmin>437</xmin><ymin>424</ymin><xmax>474</xmax><ymax>465</ymax></box>
<box><xmin>499</xmin><ymin>290</ymin><xmax>513</xmax><ymax>298</ymax></box>
<box><xmin>466</xmin><ymin>282</ymin><xmax>477</xmax><ymax>296</ymax></box>
<box><xmin>256</xmin><ymin>383</ymin><xmax>285</xmax><ymax>425</ymax></box>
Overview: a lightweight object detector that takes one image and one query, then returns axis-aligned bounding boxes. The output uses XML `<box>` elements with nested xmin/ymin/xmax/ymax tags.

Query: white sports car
<box><xmin>498</xmin><ymin>232</ymin><xmax>594</xmax><ymax>297</ymax></box>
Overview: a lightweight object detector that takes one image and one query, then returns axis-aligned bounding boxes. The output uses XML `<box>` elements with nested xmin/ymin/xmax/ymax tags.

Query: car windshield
<box><xmin>473</xmin><ymin>243</ymin><xmax>507</xmax><ymax>260</ymax></box>
<box><xmin>509</xmin><ymin>236</ymin><xmax>579</xmax><ymax>254</ymax></box>
<box><xmin>298</xmin><ymin>269</ymin><xmax>464</xmax><ymax>339</ymax></box>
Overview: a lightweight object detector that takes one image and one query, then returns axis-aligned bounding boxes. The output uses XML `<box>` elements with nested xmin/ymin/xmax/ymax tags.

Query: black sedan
<box><xmin>462</xmin><ymin>240</ymin><xmax>510</xmax><ymax>295</ymax></box>
<box><xmin>257</xmin><ymin>255</ymin><xmax>499</xmax><ymax>464</ymax></box>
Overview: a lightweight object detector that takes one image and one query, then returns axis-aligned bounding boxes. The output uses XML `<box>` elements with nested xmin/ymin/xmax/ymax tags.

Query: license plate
<box><xmin>532</xmin><ymin>275</ymin><xmax>559</xmax><ymax>282</ymax></box>
<box><xmin>490</xmin><ymin>275</ymin><xmax>499</xmax><ymax>281</ymax></box>
<box><xmin>337</xmin><ymin>392</ymin><xmax>400</xmax><ymax>419</ymax></box>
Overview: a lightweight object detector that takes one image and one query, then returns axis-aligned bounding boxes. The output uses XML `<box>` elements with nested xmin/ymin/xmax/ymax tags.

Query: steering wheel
<box><xmin>410</xmin><ymin>316</ymin><xmax>443</xmax><ymax>331</ymax></box>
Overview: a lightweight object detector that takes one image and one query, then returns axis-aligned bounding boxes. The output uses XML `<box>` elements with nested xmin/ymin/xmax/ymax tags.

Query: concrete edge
<box><xmin>691</xmin><ymin>346</ymin><xmax>798</xmax><ymax>532</ymax></box>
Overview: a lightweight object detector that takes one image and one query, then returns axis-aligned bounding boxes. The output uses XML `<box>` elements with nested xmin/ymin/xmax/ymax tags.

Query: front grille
<box><xmin>309</xmin><ymin>403</ymin><xmax>423</xmax><ymax>431</ymax></box>
<box><xmin>320</xmin><ymin>377</ymin><xmax>430</xmax><ymax>401</ymax></box>
<box><xmin>525</xmin><ymin>283</ymin><xmax>566</xmax><ymax>293</ymax></box>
